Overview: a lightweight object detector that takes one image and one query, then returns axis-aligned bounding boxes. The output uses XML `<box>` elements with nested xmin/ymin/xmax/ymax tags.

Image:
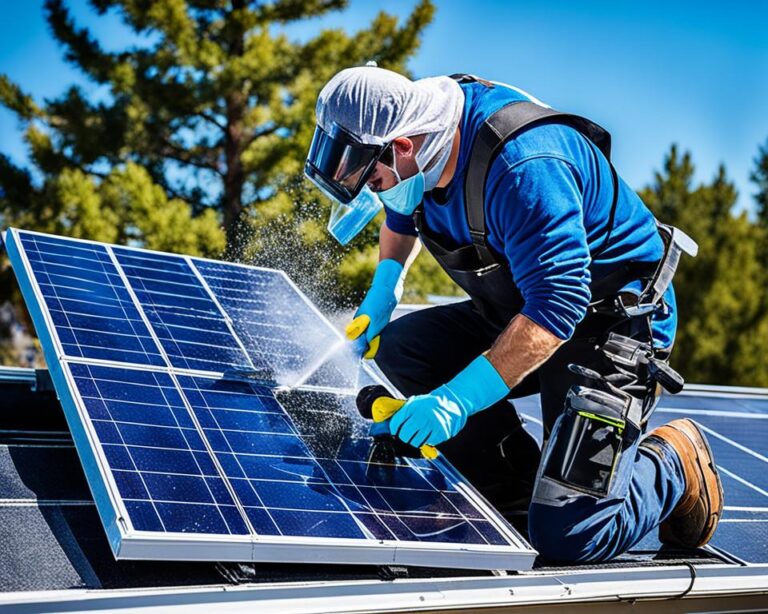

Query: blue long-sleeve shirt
<box><xmin>385</xmin><ymin>81</ymin><xmax>676</xmax><ymax>347</ymax></box>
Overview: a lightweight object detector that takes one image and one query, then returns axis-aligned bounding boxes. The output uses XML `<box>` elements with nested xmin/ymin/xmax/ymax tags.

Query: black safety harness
<box><xmin>409</xmin><ymin>75</ymin><xmax>701</xmax><ymax>500</ymax></box>
<box><xmin>413</xmin><ymin>74</ymin><xmax>696</xmax><ymax>334</ymax></box>
<box><xmin>452</xmin><ymin>74</ymin><xmax>619</xmax><ymax>269</ymax></box>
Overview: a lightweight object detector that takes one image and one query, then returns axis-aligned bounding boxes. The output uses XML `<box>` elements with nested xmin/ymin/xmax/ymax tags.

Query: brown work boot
<box><xmin>642</xmin><ymin>419</ymin><xmax>723</xmax><ymax>549</ymax></box>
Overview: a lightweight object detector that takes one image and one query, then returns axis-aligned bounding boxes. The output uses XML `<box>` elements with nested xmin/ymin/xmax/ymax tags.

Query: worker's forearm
<box><xmin>486</xmin><ymin>314</ymin><xmax>564</xmax><ymax>389</ymax></box>
<box><xmin>379</xmin><ymin>223</ymin><xmax>420</xmax><ymax>270</ymax></box>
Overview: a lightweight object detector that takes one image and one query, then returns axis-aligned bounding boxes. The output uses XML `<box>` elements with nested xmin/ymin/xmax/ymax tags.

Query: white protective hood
<box><xmin>315</xmin><ymin>66</ymin><xmax>465</xmax><ymax>191</ymax></box>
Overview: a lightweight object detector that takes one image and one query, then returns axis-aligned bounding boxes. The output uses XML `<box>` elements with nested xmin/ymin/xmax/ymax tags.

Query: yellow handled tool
<box><xmin>345</xmin><ymin>315</ymin><xmax>380</xmax><ymax>359</ymax></box>
<box><xmin>355</xmin><ymin>385</ymin><xmax>439</xmax><ymax>460</ymax></box>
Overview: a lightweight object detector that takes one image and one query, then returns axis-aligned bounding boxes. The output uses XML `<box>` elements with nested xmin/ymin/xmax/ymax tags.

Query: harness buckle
<box><xmin>637</xmin><ymin>223</ymin><xmax>698</xmax><ymax>306</ymax></box>
<box><xmin>591</xmin><ymin>223</ymin><xmax>698</xmax><ymax>320</ymax></box>
<box><xmin>468</xmin><ymin>229</ymin><xmax>487</xmax><ymax>243</ymax></box>
<box><xmin>622</xmin><ymin>301</ymin><xmax>658</xmax><ymax>317</ymax></box>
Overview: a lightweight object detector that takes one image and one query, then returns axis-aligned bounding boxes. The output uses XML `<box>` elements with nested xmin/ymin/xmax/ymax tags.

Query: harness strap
<box><xmin>429</xmin><ymin>75</ymin><xmax>698</xmax><ymax>316</ymax></box>
<box><xmin>453</xmin><ymin>74</ymin><xmax>619</xmax><ymax>266</ymax></box>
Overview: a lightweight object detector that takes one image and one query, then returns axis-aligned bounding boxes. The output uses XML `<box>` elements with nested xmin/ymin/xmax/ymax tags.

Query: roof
<box><xmin>2</xmin><ymin>365</ymin><xmax>767</xmax><ymax>611</ymax></box>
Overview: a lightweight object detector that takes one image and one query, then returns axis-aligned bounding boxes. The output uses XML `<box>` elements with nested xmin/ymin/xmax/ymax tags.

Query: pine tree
<box><xmin>751</xmin><ymin>138</ymin><xmax>768</xmax><ymax>228</ymax></box>
<box><xmin>640</xmin><ymin>145</ymin><xmax>768</xmax><ymax>386</ymax></box>
<box><xmin>0</xmin><ymin>0</ymin><xmax>434</xmax><ymax>258</ymax></box>
<box><xmin>749</xmin><ymin>139</ymin><xmax>768</xmax><ymax>290</ymax></box>
<box><xmin>0</xmin><ymin>0</ymin><xmax>438</xmax><ymax>362</ymax></box>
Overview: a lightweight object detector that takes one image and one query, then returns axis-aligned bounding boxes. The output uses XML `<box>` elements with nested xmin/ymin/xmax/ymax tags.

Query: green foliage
<box><xmin>43</xmin><ymin>0</ymin><xmax>433</xmax><ymax>262</ymax></box>
<box><xmin>0</xmin><ymin>0</ymin><xmax>436</xmax><ymax>361</ymax></box>
<box><xmin>751</xmin><ymin>138</ymin><xmax>768</xmax><ymax>228</ymax></box>
<box><xmin>2</xmin><ymin>162</ymin><xmax>224</xmax><ymax>255</ymax></box>
<box><xmin>639</xmin><ymin>145</ymin><xmax>768</xmax><ymax>386</ymax></box>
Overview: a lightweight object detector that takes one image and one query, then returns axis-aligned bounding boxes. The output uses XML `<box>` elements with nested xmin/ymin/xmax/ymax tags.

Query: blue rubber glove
<box><xmin>345</xmin><ymin>259</ymin><xmax>404</xmax><ymax>358</ymax></box>
<box><xmin>389</xmin><ymin>355</ymin><xmax>510</xmax><ymax>447</ymax></box>
<box><xmin>369</xmin><ymin>420</ymin><xmax>391</xmax><ymax>438</ymax></box>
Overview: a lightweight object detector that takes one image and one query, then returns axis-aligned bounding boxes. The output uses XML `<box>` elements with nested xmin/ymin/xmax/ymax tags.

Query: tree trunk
<box><xmin>222</xmin><ymin>0</ymin><xmax>247</xmax><ymax>260</ymax></box>
<box><xmin>223</xmin><ymin>93</ymin><xmax>246</xmax><ymax>259</ymax></box>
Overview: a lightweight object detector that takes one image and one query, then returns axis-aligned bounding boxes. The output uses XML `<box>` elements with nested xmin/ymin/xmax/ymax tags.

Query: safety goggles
<box><xmin>304</xmin><ymin>122</ymin><xmax>391</xmax><ymax>204</ymax></box>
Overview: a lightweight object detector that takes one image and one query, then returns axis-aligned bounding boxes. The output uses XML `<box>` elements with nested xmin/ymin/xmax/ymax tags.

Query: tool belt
<box><xmin>588</xmin><ymin>222</ymin><xmax>699</xmax><ymax>319</ymax></box>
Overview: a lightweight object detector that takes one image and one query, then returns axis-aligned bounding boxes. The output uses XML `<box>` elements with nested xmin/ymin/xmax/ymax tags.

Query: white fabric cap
<box><xmin>316</xmin><ymin>66</ymin><xmax>464</xmax><ymax>190</ymax></box>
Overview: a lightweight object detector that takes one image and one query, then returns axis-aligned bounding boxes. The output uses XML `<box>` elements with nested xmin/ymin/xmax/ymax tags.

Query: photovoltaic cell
<box><xmin>6</xmin><ymin>228</ymin><xmax>532</xmax><ymax>569</ymax></box>
<box><xmin>69</xmin><ymin>362</ymin><xmax>249</xmax><ymax>535</ymax></box>
<box><xmin>113</xmin><ymin>248</ymin><xmax>252</xmax><ymax>373</ymax></box>
<box><xmin>192</xmin><ymin>261</ymin><xmax>307</xmax><ymax>374</ymax></box>
<box><xmin>651</xmin><ymin>404</ymin><xmax>768</xmax><ymax>564</ymax></box>
<box><xmin>18</xmin><ymin>234</ymin><xmax>165</xmax><ymax>367</ymax></box>
<box><xmin>193</xmin><ymin>259</ymin><xmax>358</xmax><ymax>388</ymax></box>
<box><xmin>176</xmin><ymin>380</ymin><xmax>508</xmax><ymax>545</ymax></box>
<box><xmin>16</xmin><ymin>230</ymin><xmax>360</xmax><ymax>387</ymax></box>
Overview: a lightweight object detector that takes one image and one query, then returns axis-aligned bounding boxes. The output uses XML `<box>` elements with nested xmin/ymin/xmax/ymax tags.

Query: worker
<box><xmin>304</xmin><ymin>65</ymin><xmax>722</xmax><ymax>563</ymax></box>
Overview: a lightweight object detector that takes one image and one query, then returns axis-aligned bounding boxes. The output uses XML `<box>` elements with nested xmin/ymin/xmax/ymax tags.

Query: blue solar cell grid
<box><xmin>193</xmin><ymin>259</ymin><xmax>356</xmax><ymax>387</ymax></box>
<box><xmin>15</xmin><ymin>230</ymin><xmax>353</xmax><ymax>384</ymax></box>
<box><xmin>6</xmin><ymin>228</ymin><xmax>527</xmax><ymax>568</ymax></box>
<box><xmin>18</xmin><ymin>234</ymin><xmax>166</xmax><ymax>367</ymax></box>
<box><xmin>64</xmin><ymin>361</ymin><xmax>514</xmax><ymax>545</ymax></box>
<box><xmin>112</xmin><ymin>247</ymin><xmax>252</xmax><ymax>373</ymax></box>
<box><xmin>193</xmin><ymin>261</ymin><xmax>314</xmax><ymax>375</ymax></box>
<box><xmin>64</xmin><ymin>358</ymin><xmax>516</xmax><ymax>545</ymax></box>
<box><xmin>175</xmin><ymin>375</ymin><xmax>509</xmax><ymax>544</ymax></box>
<box><xmin>70</xmin><ymin>363</ymin><xmax>249</xmax><ymax>535</ymax></box>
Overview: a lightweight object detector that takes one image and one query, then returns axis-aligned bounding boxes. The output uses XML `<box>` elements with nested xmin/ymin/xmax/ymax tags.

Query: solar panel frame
<box><xmin>5</xmin><ymin>228</ymin><xmax>535</xmax><ymax>570</ymax></box>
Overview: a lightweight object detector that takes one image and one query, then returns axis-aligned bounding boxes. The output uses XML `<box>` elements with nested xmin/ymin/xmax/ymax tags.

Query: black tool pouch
<box><xmin>540</xmin><ymin>385</ymin><xmax>630</xmax><ymax>497</ymax></box>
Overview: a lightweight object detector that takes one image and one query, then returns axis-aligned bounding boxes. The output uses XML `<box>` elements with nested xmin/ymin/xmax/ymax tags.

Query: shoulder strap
<box><xmin>449</xmin><ymin>73</ymin><xmax>496</xmax><ymax>88</ymax></box>
<box><xmin>464</xmin><ymin>100</ymin><xmax>619</xmax><ymax>266</ymax></box>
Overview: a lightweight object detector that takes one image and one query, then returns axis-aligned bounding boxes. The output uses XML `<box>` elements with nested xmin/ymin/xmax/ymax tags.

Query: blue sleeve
<box><xmin>488</xmin><ymin>156</ymin><xmax>591</xmax><ymax>340</ymax></box>
<box><xmin>383</xmin><ymin>205</ymin><xmax>418</xmax><ymax>236</ymax></box>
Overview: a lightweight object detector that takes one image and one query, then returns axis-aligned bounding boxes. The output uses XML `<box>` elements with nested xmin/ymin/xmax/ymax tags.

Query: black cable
<box><xmin>671</xmin><ymin>562</ymin><xmax>697</xmax><ymax>599</ymax></box>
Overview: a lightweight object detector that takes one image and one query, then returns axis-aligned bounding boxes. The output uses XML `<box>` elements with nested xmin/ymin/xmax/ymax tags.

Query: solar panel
<box><xmin>5</xmin><ymin>228</ymin><xmax>534</xmax><ymax>569</ymax></box>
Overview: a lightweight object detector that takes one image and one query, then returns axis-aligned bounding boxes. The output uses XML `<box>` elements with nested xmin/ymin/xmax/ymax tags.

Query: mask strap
<box><xmin>390</xmin><ymin>148</ymin><xmax>402</xmax><ymax>184</ymax></box>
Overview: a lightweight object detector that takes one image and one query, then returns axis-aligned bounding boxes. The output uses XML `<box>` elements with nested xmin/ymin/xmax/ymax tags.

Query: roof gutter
<box><xmin>1</xmin><ymin>564</ymin><xmax>767</xmax><ymax>613</ymax></box>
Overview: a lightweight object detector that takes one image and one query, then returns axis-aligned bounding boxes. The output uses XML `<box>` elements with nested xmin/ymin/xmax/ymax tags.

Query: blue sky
<box><xmin>1</xmin><ymin>0</ymin><xmax>767</xmax><ymax>212</ymax></box>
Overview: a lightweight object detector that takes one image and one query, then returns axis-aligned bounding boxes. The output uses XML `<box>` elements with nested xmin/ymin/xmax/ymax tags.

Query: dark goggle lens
<box><xmin>306</xmin><ymin>125</ymin><xmax>382</xmax><ymax>203</ymax></box>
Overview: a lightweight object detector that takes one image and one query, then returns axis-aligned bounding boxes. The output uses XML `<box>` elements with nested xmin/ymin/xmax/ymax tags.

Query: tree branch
<box><xmin>159</xmin><ymin>137</ymin><xmax>223</xmax><ymax>176</ymax></box>
<box><xmin>45</xmin><ymin>0</ymin><xmax>116</xmax><ymax>84</ymax></box>
<box><xmin>0</xmin><ymin>75</ymin><xmax>41</xmax><ymax>121</ymax></box>
<box><xmin>256</xmin><ymin>0</ymin><xmax>348</xmax><ymax>24</ymax></box>
<box><xmin>196</xmin><ymin>111</ymin><xmax>225</xmax><ymax>131</ymax></box>
<box><xmin>246</xmin><ymin>123</ymin><xmax>280</xmax><ymax>147</ymax></box>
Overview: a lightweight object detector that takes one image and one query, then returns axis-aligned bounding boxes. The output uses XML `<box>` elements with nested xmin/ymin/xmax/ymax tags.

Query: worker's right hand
<box><xmin>345</xmin><ymin>259</ymin><xmax>404</xmax><ymax>359</ymax></box>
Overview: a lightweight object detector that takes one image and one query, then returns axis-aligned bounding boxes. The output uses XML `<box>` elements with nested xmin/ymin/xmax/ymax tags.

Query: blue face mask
<box><xmin>377</xmin><ymin>155</ymin><xmax>425</xmax><ymax>216</ymax></box>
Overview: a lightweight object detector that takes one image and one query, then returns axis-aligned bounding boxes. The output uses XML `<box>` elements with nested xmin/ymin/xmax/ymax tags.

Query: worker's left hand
<box><xmin>389</xmin><ymin>355</ymin><xmax>511</xmax><ymax>447</ymax></box>
<box><xmin>345</xmin><ymin>259</ymin><xmax>404</xmax><ymax>359</ymax></box>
